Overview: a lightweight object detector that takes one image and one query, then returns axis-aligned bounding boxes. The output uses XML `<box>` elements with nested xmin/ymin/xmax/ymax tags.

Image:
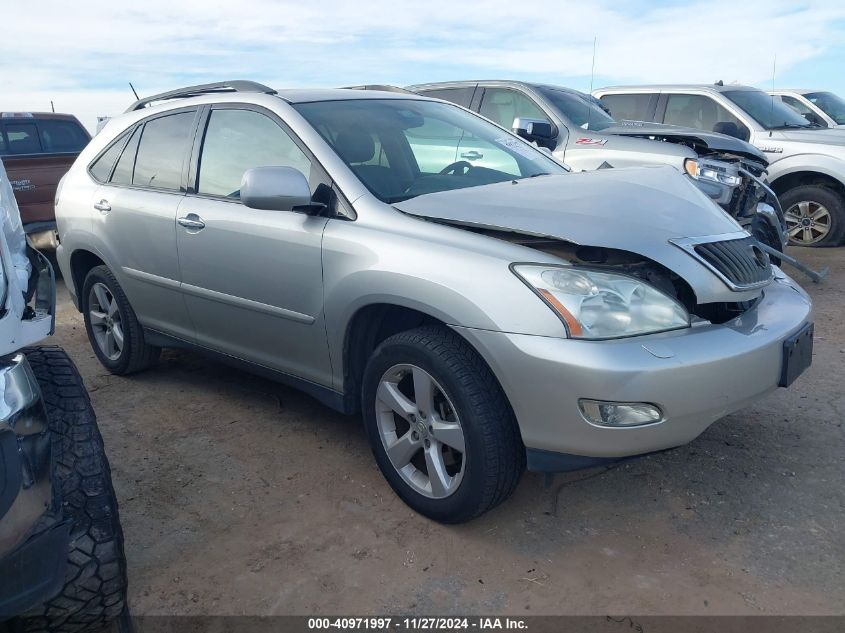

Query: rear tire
<box><xmin>81</xmin><ymin>266</ymin><xmax>159</xmax><ymax>375</ymax></box>
<box><xmin>361</xmin><ymin>326</ymin><xmax>525</xmax><ymax>523</ymax></box>
<box><xmin>780</xmin><ymin>185</ymin><xmax>845</xmax><ymax>247</ymax></box>
<box><xmin>20</xmin><ymin>346</ymin><xmax>128</xmax><ymax>633</ymax></box>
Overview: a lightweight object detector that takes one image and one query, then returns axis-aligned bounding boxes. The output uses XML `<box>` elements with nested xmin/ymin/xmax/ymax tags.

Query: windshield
<box><xmin>805</xmin><ymin>92</ymin><xmax>845</xmax><ymax>125</ymax></box>
<box><xmin>540</xmin><ymin>88</ymin><xmax>616</xmax><ymax>131</ymax></box>
<box><xmin>723</xmin><ymin>90</ymin><xmax>814</xmax><ymax>130</ymax></box>
<box><xmin>293</xmin><ymin>99</ymin><xmax>566</xmax><ymax>203</ymax></box>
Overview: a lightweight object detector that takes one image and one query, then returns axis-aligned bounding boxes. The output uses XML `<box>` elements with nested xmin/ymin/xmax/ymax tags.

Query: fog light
<box><xmin>578</xmin><ymin>399</ymin><xmax>663</xmax><ymax>427</ymax></box>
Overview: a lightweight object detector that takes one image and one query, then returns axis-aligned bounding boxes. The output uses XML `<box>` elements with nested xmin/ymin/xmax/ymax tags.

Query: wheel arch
<box><xmin>341</xmin><ymin>302</ymin><xmax>511</xmax><ymax>418</ymax></box>
<box><xmin>68</xmin><ymin>248</ymin><xmax>107</xmax><ymax>311</ymax></box>
<box><xmin>769</xmin><ymin>168</ymin><xmax>845</xmax><ymax>199</ymax></box>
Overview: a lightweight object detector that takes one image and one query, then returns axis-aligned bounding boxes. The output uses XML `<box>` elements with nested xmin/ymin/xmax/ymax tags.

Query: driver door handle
<box><xmin>460</xmin><ymin>150</ymin><xmax>483</xmax><ymax>160</ymax></box>
<box><xmin>177</xmin><ymin>214</ymin><xmax>206</xmax><ymax>230</ymax></box>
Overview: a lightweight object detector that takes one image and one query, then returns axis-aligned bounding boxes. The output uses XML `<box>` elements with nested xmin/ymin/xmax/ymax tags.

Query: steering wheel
<box><xmin>440</xmin><ymin>160</ymin><xmax>473</xmax><ymax>176</ymax></box>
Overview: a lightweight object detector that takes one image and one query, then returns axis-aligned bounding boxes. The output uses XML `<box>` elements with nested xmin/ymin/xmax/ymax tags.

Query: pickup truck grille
<box><xmin>693</xmin><ymin>237</ymin><xmax>772</xmax><ymax>289</ymax></box>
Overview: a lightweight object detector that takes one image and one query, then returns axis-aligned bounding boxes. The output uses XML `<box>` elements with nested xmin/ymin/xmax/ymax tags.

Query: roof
<box><xmin>277</xmin><ymin>88</ymin><xmax>425</xmax><ymax>103</ymax></box>
<box><xmin>596</xmin><ymin>84</ymin><xmax>760</xmax><ymax>93</ymax></box>
<box><xmin>0</xmin><ymin>112</ymin><xmax>81</xmax><ymax>120</ymax></box>
<box><xmin>769</xmin><ymin>89</ymin><xmax>823</xmax><ymax>95</ymax></box>
<box><xmin>409</xmin><ymin>79</ymin><xmax>589</xmax><ymax>98</ymax></box>
<box><xmin>124</xmin><ymin>80</ymin><xmax>429</xmax><ymax>113</ymax></box>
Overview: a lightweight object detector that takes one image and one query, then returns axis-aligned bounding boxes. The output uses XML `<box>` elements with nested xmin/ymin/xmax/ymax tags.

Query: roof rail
<box><xmin>342</xmin><ymin>84</ymin><xmax>416</xmax><ymax>95</ymax></box>
<box><xmin>125</xmin><ymin>80</ymin><xmax>277</xmax><ymax>112</ymax></box>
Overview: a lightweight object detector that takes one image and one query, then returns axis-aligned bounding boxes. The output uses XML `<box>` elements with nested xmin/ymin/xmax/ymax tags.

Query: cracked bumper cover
<box><xmin>453</xmin><ymin>271</ymin><xmax>812</xmax><ymax>468</ymax></box>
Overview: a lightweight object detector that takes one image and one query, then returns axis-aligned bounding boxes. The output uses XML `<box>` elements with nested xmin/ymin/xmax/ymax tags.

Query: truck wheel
<box><xmin>82</xmin><ymin>265</ymin><xmax>159</xmax><ymax>375</ymax></box>
<box><xmin>781</xmin><ymin>185</ymin><xmax>845</xmax><ymax>246</ymax></box>
<box><xmin>361</xmin><ymin>326</ymin><xmax>525</xmax><ymax>523</ymax></box>
<box><xmin>20</xmin><ymin>346</ymin><xmax>128</xmax><ymax>633</ymax></box>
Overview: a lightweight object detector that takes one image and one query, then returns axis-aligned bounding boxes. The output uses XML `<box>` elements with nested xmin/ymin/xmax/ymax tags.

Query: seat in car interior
<box><xmin>331</xmin><ymin>129</ymin><xmax>402</xmax><ymax>199</ymax></box>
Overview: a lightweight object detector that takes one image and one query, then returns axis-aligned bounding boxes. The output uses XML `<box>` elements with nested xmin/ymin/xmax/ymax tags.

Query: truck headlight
<box><xmin>684</xmin><ymin>158</ymin><xmax>742</xmax><ymax>186</ymax></box>
<box><xmin>512</xmin><ymin>264</ymin><xmax>690</xmax><ymax>339</ymax></box>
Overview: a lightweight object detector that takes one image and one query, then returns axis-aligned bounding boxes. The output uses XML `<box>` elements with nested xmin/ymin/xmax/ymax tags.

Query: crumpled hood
<box><xmin>395</xmin><ymin>165</ymin><xmax>759</xmax><ymax>304</ymax></box>
<box><xmin>602</xmin><ymin>122</ymin><xmax>767</xmax><ymax>163</ymax></box>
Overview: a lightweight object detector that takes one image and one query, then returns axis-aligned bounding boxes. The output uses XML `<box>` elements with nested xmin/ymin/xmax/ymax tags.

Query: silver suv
<box><xmin>594</xmin><ymin>83</ymin><xmax>845</xmax><ymax>246</ymax></box>
<box><xmin>55</xmin><ymin>81</ymin><xmax>813</xmax><ymax>523</ymax></box>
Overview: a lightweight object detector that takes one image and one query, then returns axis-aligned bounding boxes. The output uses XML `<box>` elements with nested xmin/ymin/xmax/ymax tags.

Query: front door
<box><xmin>174</xmin><ymin>106</ymin><xmax>332</xmax><ymax>386</ymax></box>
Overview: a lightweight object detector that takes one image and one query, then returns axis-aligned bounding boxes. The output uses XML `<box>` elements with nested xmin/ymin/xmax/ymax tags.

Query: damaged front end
<box><xmin>607</xmin><ymin>123</ymin><xmax>787</xmax><ymax>252</ymax></box>
<box><xmin>393</xmin><ymin>166</ymin><xmax>780</xmax><ymax>329</ymax></box>
<box><xmin>467</xmin><ymin>230</ymin><xmax>767</xmax><ymax>327</ymax></box>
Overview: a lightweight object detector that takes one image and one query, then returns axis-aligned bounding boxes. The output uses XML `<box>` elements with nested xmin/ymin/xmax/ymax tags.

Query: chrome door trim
<box><xmin>180</xmin><ymin>283</ymin><xmax>316</xmax><ymax>324</ymax></box>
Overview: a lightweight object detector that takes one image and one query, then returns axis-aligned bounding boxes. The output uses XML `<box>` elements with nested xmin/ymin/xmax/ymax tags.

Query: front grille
<box><xmin>693</xmin><ymin>237</ymin><xmax>772</xmax><ymax>289</ymax></box>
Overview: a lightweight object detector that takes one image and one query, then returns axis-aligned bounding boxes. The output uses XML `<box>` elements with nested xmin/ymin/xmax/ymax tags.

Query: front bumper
<box><xmin>0</xmin><ymin>354</ymin><xmax>68</xmax><ymax>617</ymax></box>
<box><xmin>454</xmin><ymin>272</ymin><xmax>812</xmax><ymax>467</ymax></box>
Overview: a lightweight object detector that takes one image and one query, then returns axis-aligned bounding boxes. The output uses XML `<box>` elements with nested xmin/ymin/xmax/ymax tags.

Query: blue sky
<box><xmin>2</xmin><ymin>0</ymin><xmax>845</xmax><ymax>131</ymax></box>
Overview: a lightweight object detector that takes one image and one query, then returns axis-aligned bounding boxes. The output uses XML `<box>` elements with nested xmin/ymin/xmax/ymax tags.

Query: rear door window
<box><xmin>598</xmin><ymin>93</ymin><xmax>656</xmax><ymax>122</ymax></box>
<box><xmin>478</xmin><ymin>88</ymin><xmax>549</xmax><ymax>130</ymax></box>
<box><xmin>197</xmin><ymin>108</ymin><xmax>312</xmax><ymax>198</ymax></box>
<box><xmin>37</xmin><ymin>119</ymin><xmax>89</xmax><ymax>152</ymax></box>
<box><xmin>4</xmin><ymin>122</ymin><xmax>42</xmax><ymax>154</ymax></box>
<box><xmin>132</xmin><ymin>111</ymin><xmax>196</xmax><ymax>191</ymax></box>
<box><xmin>663</xmin><ymin>94</ymin><xmax>745</xmax><ymax>134</ymax></box>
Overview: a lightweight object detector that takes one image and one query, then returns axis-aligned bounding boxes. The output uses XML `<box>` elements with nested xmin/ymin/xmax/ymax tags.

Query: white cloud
<box><xmin>2</xmin><ymin>0</ymin><xmax>844</xmax><ymax>130</ymax></box>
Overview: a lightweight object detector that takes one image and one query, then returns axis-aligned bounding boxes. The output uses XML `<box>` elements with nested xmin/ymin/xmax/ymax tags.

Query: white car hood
<box><xmin>395</xmin><ymin>165</ymin><xmax>759</xmax><ymax>304</ymax></box>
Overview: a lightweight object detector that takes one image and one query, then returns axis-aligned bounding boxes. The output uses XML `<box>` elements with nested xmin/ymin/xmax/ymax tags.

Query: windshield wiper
<box><xmin>770</xmin><ymin>123</ymin><xmax>814</xmax><ymax>130</ymax></box>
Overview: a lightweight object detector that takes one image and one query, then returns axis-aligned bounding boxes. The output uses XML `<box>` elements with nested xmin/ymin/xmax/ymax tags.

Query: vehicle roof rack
<box><xmin>342</xmin><ymin>84</ymin><xmax>416</xmax><ymax>95</ymax></box>
<box><xmin>125</xmin><ymin>80</ymin><xmax>277</xmax><ymax>112</ymax></box>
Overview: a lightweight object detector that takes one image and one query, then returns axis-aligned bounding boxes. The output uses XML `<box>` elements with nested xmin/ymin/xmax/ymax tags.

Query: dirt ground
<box><xmin>49</xmin><ymin>247</ymin><xmax>844</xmax><ymax>616</ymax></box>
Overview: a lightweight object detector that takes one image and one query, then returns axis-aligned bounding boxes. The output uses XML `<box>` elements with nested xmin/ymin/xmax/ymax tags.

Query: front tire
<box><xmin>21</xmin><ymin>347</ymin><xmax>128</xmax><ymax>633</ymax></box>
<box><xmin>781</xmin><ymin>185</ymin><xmax>845</xmax><ymax>246</ymax></box>
<box><xmin>361</xmin><ymin>327</ymin><xmax>525</xmax><ymax>523</ymax></box>
<box><xmin>81</xmin><ymin>265</ymin><xmax>159</xmax><ymax>375</ymax></box>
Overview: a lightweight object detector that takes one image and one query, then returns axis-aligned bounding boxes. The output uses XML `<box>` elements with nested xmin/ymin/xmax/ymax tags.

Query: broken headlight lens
<box><xmin>684</xmin><ymin>158</ymin><xmax>742</xmax><ymax>186</ymax></box>
<box><xmin>513</xmin><ymin>264</ymin><xmax>690</xmax><ymax>339</ymax></box>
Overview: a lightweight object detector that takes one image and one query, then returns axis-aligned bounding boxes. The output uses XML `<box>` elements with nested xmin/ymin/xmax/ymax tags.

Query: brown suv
<box><xmin>1</xmin><ymin>112</ymin><xmax>90</xmax><ymax>250</ymax></box>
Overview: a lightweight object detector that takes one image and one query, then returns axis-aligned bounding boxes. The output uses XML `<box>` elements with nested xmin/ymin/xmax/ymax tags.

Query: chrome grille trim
<box><xmin>670</xmin><ymin>233</ymin><xmax>773</xmax><ymax>291</ymax></box>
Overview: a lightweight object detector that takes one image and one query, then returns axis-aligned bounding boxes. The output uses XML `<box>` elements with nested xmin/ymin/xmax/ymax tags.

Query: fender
<box><xmin>766</xmin><ymin>153</ymin><xmax>845</xmax><ymax>188</ymax></box>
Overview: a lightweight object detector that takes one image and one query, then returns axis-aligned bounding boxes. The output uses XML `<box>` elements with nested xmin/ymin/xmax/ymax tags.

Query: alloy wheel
<box><xmin>88</xmin><ymin>282</ymin><xmax>124</xmax><ymax>361</ymax></box>
<box><xmin>785</xmin><ymin>200</ymin><xmax>832</xmax><ymax>245</ymax></box>
<box><xmin>375</xmin><ymin>363</ymin><xmax>466</xmax><ymax>499</ymax></box>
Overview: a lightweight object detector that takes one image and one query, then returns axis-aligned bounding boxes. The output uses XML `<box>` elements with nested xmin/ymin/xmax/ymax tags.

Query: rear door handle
<box><xmin>93</xmin><ymin>199</ymin><xmax>111</xmax><ymax>213</ymax></box>
<box><xmin>177</xmin><ymin>214</ymin><xmax>206</xmax><ymax>230</ymax></box>
<box><xmin>460</xmin><ymin>150</ymin><xmax>483</xmax><ymax>160</ymax></box>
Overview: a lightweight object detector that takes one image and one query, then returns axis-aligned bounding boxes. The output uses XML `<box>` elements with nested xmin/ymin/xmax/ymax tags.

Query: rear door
<box><xmin>0</xmin><ymin>118</ymin><xmax>89</xmax><ymax>227</ymax></box>
<box><xmin>174</xmin><ymin>105</ymin><xmax>332</xmax><ymax>386</ymax></box>
<box><xmin>89</xmin><ymin>108</ymin><xmax>198</xmax><ymax>340</ymax></box>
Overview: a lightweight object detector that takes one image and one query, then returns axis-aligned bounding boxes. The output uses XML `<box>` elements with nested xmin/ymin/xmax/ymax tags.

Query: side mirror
<box><xmin>240</xmin><ymin>166</ymin><xmax>319</xmax><ymax>213</ymax></box>
<box><xmin>512</xmin><ymin>117</ymin><xmax>555</xmax><ymax>142</ymax></box>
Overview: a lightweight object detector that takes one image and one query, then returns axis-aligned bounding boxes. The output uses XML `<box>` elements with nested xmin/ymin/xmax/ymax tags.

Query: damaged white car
<box><xmin>55</xmin><ymin>82</ymin><xmax>813</xmax><ymax>523</ymax></box>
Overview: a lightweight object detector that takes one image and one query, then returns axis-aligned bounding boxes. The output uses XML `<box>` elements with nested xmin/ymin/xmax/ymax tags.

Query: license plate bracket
<box><xmin>779</xmin><ymin>322</ymin><xmax>814</xmax><ymax>387</ymax></box>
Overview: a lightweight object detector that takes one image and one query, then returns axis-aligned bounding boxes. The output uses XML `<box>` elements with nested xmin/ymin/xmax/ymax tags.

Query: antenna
<box><xmin>586</xmin><ymin>36</ymin><xmax>597</xmax><ymax>130</ymax></box>
<box><xmin>50</xmin><ymin>100</ymin><xmax>55</xmax><ymax>113</ymax></box>
<box><xmin>129</xmin><ymin>82</ymin><xmax>140</xmax><ymax>100</ymax></box>
<box><xmin>770</xmin><ymin>54</ymin><xmax>777</xmax><ymax>133</ymax></box>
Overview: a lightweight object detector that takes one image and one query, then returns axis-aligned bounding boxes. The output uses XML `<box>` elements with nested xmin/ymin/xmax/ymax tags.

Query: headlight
<box><xmin>684</xmin><ymin>158</ymin><xmax>742</xmax><ymax>187</ymax></box>
<box><xmin>512</xmin><ymin>264</ymin><xmax>690</xmax><ymax>339</ymax></box>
